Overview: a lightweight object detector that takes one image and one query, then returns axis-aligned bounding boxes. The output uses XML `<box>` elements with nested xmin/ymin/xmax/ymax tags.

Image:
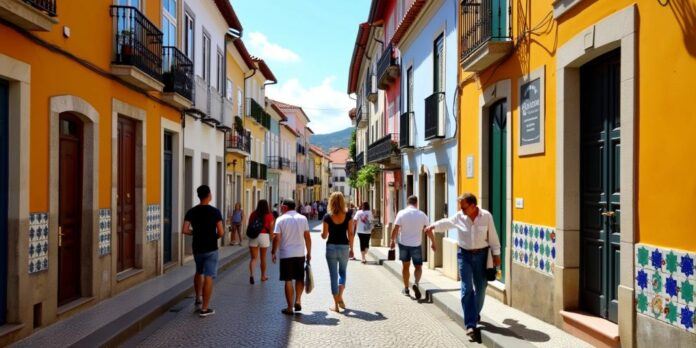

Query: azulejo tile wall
<box><xmin>512</xmin><ymin>221</ymin><xmax>556</xmax><ymax>277</ymax></box>
<box><xmin>635</xmin><ymin>244</ymin><xmax>696</xmax><ymax>334</ymax></box>
<box><xmin>28</xmin><ymin>212</ymin><xmax>49</xmax><ymax>274</ymax></box>
<box><xmin>98</xmin><ymin>208</ymin><xmax>112</xmax><ymax>256</ymax></box>
<box><xmin>146</xmin><ymin>204</ymin><xmax>161</xmax><ymax>242</ymax></box>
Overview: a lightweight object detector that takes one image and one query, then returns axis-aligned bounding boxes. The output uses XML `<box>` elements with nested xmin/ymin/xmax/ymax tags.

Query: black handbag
<box><xmin>485</xmin><ymin>227</ymin><xmax>498</xmax><ymax>281</ymax></box>
<box><xmin>388</xmin><ymin>248</ymin><xmax>396</xmax><ymax>261</ymax></box>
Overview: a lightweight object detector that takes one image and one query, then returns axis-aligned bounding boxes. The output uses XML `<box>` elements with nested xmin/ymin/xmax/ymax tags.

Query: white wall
<box><xmin>184</xmin><ymin>115</ymin><xmax>225</xmax><ymax>209</ymax></box>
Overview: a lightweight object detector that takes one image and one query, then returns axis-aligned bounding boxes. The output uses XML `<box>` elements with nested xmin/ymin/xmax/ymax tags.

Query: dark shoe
<box><xmin>294</xmin><ymin>303</ymin><xmax>302</xmax><ymax>311</ymax></box>
<box><xmin>402</xmin><ymin>288</ymin><xmax>410</xmax><ymax>296</ymax></box>
<box><xmin>281</xmin><ymin>308</ymin><xmax>294</xmax><ymax>315</ymax></box>
<box><xmin>250</xmin><ymin>276</ymin><xmax>255</xmax><ymax>284</ymax></box>
<box><xmin>412</xmin><ymin>284</ymin><xmax>422</xmax><ymax>300</ymax></box>
<box><xmin>199</xmin><ymin>308</ymin><xmax>215</xmax><ymax>317</ymax></box>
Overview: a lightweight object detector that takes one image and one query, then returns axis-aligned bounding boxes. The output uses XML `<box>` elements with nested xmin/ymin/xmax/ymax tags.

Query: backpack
<box><xmin>246</xmin><ymin>215</ymin><xmax>263</xmax><ymax>239</ymax></box>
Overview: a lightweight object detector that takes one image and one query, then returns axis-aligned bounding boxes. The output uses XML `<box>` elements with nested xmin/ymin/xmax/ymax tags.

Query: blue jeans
<box><xmin>458</xmin><ymin>248</ymin><xmax>488</xmax><ymax>329</ymax></box>
<box><xmin>325</xmin><ymin>244</ymin><xmax>350</xmax><ymax>295</ymax></box>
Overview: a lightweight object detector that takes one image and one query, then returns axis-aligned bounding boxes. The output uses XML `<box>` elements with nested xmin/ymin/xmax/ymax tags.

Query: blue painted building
<box><xmin>396</xmin><ymin>0</ymin><xmax>459</xmax><ymax>269</ymax></box>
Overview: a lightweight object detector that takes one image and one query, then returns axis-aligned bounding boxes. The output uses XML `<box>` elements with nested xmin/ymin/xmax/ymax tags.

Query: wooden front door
<box><xmin>117</xmin><ymin>117</ymin><xmax>136</xmax><ymax>272</ymax></box>
<box><xmin>163</xmin><ymin>133</ymin><xmax>173</xmax><ymax>264</ymax></box>
<box><xmin>580</xmin><ymin>49</ymin><xmax>621</xmax><ymax>323</ymax></box>
<box><xmin>0</xmin><ymin>79</ymin><xmax>9</xmax><ymax>324</ymax></box>
<box><xmin>58</xmin><ymin>113</ymin><xmax>83</xmax><ymax>305</ymax></box>
<box><xmin>488</xmin><ymin>99</ymin><xmax>507</xmax><ymax>282</ymax></box>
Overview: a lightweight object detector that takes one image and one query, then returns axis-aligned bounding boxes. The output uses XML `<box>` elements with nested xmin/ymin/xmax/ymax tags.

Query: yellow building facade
<box><xmin>456</xmin><ymin>0</ymin><xmax>696</xmax><ymax>346</ymax></box>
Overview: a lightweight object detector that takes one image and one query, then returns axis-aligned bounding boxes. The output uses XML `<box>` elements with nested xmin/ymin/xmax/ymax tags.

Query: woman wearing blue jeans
<box><xmin>321</xmin><ymin>192</ymin><xmax>355</xmax><ymax>312</ymax></box>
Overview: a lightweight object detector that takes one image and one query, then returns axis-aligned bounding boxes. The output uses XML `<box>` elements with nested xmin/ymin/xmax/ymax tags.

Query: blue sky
<box><xmin>232</xmin><ymin>0</ymin><xmax>371</xmax><ymax>134</ymax></box>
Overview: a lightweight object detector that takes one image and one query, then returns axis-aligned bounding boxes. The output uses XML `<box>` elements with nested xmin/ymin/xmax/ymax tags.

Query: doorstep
<box><xmin>560</xmin><ymin>310</ymin><xmax>620</xmax><ymax>348</ymax></box>
<box><xmin>368</xmin><ymin>247</ymin><xmax>592</xmax><ymax>348</ymax></box>
<box><xmin>12</xmin><ymin>246</ymin><xmax>248</xmax><ymax>348</ymax></box>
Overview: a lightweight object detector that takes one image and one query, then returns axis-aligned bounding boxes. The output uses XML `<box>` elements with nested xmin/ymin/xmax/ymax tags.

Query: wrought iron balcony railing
<box><xmin>226</xmin><ymin>130</ymin><xmax>251</xmax><ymax>153</ymax></box>
<box><xmin>376</xmin><ymin>43</ymin><xmax>399</xmax><ymax>90</ymax></box>
<box><xmin>297</xmin><ymin>143</ymin><xmax>306</xmax><ymax>155</ymax></box>
<box><xmin>163</xmin><ymin>46</ymin><xmax>193</xmax><ymax>100</ymax></box>
<box><xmin>356</xmin><ymin>151</ymin><xmax>365</xmax><ymax>172</ymax></box>
<box><xmin>110</xmin><ymin>6</ymin><xmax>163</xmax><ymax>82</ymax></box>
<box><xmin>367</xmin><ymin>133</ymin><xmax>400</xmax><ymax>164</ymax></box>
<box><xmin>365</xmin><ymin>69</ymin><xmax>377</xmax><ymax>102</ymax></box>
<box><xmin>399</xmin><ymin>112</ymin><xmax>414</xmax><ymax>148</ymax></box>
<box><xmin>296</xmin><ymin>174</ymin><xmax>306</xmax><ymax>184</ymax></box>
<box><xmin>460</xmin><ymin>0</ymin><xmax>512</xmax><ymax>62</ymax></box>
<box><xmin>248</xmin><ymin>98</ymin><xmax>271</xmax><ymax>129</ymax></box>
<box><xmin>424</xmin><ymin>92</ymin><xmax>446</xmax><ymax>140</ymax></box>
<box><xmin>246</xmin><ymin>161</ymin><xmax>267</xmax><ymax>180</ymax></box>
<box><xmin>267</xmin><ymin>156</ymin><xmax>291</xmax><ymax>170</ymax></box>
<box><xmin>307</xmin><ymin>178</ymin><xmax>315</xmax><ymax>186</ymax></box>
<box><xmin>26</xmin><ymin>0</ymin><xmax>56</xmax><ymax>16</ymax></box>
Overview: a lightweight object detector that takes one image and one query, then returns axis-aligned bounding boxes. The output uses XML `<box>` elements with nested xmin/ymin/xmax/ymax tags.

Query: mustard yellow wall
<box><xmin>458</xmin><ymin>0</ymin><xmax>696</xmax><ymax>250</ymax></box>
<box><xmin>1</xmin><ymin>0</ymin><xmax>180</xmax><ymax>212</ymax></box>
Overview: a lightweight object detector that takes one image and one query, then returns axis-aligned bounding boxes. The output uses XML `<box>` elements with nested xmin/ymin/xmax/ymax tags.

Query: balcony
<box><xmin>290</xmin><ymin>161</ymin><xmax>297</xmax><ymax>173</ymax></box>
<box><xmin>246</xmin><ymin>161</ymin><xmax>267</xmax><ymax>180</ymax></box>
<box><xmin>365</xmin><ymin>70</ymin><xmax>377</xmax><ymax>102</ymax></box>
<box><xmin>315</xmin><ymin>177</ymin><xmax>321</xmax><ymax>185</ymax></box>
<box><xmin>367</xmin><ymin>133</ymin><xmax>401</xmax><ymax>168</ymax></box>
<box><xmin>355</xmin><ymin>106</ymin><xmax>367</xmax><ymax>128</ymax></box>
<box><xmin>161</xmin><ymin>46</ymin><xmax>193</xmax><ymax>109</ymax></box>
<box><xmin>110</xmin><ymin>6</ymin><xmax>164</xmax><ymax>91</ymax></box>
<box><xmin>460</xmin><ymin>0</ymin><xmax>513</xmax><ymax>72</ymax></box>
<box><xmin>399</xmin><ymin>112</ymin><xmax>415</xmax><ymax>148</ymax></box>
<box><xmin>376</xmin><ymin>44</ymin><xmax>400</xmax><ymax>90</ymax></box>
<box><xmin>0</xmin><ymin>0</ymin><xmax>57</xmax><ymax>31</ymax></box>
<box><xmin>226</xmin><ymin>130</ymin><xmax>250</xmax><ymax>155</ymax></box>
<box><xmin>356</xmin><ymin>151</ymin><xmax>365</xmax><ymax>172</ymax></box>
<box><xmin>248</xmin><ymin>98</ymin><xmax>271</xmax><ymax>129</ymax></box>
<box><xmin>296</xmin><ymin>174</ymin><xmax>306</xmax><ymax>185</ymax></box>
<box><xmin>307</xmin><ymin>178</ymin><xmax>315</xmax><ymax>186</ymax></box>
<box><xmin>425</xmin><ymin>92</ymin><xmax>446</xmax><ymax>140</ymax></box>
<box><xmin>297</xmin><ymin>143</ymin><xmax>306</xmax><ymax>155</ymax></box>
<box><xmin>267</xmin><ymin>156</ymin><xmax>291</xmax><ymax>171</ymax></box>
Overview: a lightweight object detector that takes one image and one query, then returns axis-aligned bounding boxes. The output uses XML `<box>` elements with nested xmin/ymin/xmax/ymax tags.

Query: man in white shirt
<box><xmin>390</xmin><ymin>195</ymin><xmax>436</xmax><ymax>300</ymax></box>
<box><xmin>272</xmin><ymin>200</ymin><xmax>312</xmax><ymax>315</ymax></box>
<box><xmin>426</xmin><ymin>193</ymin><xmax>501</xmax><ymax>337</ymax></box>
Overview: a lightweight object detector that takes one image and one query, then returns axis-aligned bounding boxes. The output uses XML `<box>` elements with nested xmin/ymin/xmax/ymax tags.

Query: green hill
<box><xmin>310</xmin><ymin>127</ymin><xmax>352</xmax><ymax>153</ymax></box>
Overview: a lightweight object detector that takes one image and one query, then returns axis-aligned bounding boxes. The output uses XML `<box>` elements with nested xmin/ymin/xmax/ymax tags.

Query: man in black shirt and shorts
<box><xmin>183</xmin><ymin>185</ymin><xmax>224</xmax><ymax>317</ymax></box>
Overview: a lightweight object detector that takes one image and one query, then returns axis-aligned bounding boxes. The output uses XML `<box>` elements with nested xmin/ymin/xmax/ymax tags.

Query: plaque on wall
<box><xmin>518</xmin><ymin>66</ymin><xmax>545</xmax><ymax>156</ymax></box>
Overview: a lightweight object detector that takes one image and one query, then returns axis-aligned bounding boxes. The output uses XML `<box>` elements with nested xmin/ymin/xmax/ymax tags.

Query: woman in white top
<box><xmin>353</xmin><ymin>202</ymin><xmax>374</xmax><ymax>264</ymax></box>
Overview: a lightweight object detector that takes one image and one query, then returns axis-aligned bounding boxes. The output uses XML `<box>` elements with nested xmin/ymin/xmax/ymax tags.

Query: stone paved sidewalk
<box><xmin>123</xmin><ymin>221</ymin><xmax>475</xmax><ymax>348</ymax></box>
<box><xmin>12</xmin><ymin>245</ymin><xmax>248</xmax><ymax>347</ymax></box>
<box><xmin>368</xmin><ymin>246</ymin><xmax>592</xmax><ymax>348</ymax></box>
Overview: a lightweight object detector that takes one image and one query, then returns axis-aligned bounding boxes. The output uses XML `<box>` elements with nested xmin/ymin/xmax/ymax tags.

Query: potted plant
<box><xmin>119</xmin><ymin>30</ymin><xmax>135</xmax><ymax>63</ymax></box>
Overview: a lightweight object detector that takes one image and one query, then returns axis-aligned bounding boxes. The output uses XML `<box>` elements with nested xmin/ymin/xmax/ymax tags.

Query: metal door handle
<box><xmin>58</xmin><ymin>226</ymin><xmax>64</xmax><ymax>247</ymax></box>
<box><xmin>601</xmin><ymin>211</ymin><xmax>615</xmax><ymax>217</ymax></box>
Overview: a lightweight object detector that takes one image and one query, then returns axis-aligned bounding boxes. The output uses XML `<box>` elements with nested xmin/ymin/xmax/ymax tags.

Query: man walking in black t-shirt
<box><xmin>182</xmin><ymin>185</ymin><xmax>224</xmax><ymax>317</ymax></box>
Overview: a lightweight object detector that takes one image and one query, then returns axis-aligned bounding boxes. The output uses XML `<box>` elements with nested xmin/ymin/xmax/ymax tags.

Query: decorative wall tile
<box><xmin>146</xmin><ymin>204</ymin><xmax>161</xmax><ymax>242</ymax></box>
<box><xmin>511</xmin><ymin>221</ymin><xmax>556</xmax><ymax>277</ymax></box>
<box><xmin>635</xmin><ymin>243</ymin><xmax>696</xmax><ymax>335</ymax></box>
<box><xmin>28</xmin><ymin>212</ymin><xmax>49</xmax><ymax>274</ymax></box>
<box><xmin>98</xmin><ymin>208</ymin><xmax>112</xmax><ymax>256</ymax></box>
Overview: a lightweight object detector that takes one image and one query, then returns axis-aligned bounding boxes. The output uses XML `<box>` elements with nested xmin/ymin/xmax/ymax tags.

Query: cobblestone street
<box><xmin>124</xmin><ymin>222</ymin><xmax>472</xmax><ymax>348</ymax></box>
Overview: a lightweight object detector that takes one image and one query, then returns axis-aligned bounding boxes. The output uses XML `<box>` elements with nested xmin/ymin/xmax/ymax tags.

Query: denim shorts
<box><xmin>398</xmin><ymin>244</ymin><xmax>423</xmax><ymax>266</ymax></box>
<box><xmin>194</xmin><ymin>251</ymin><xmax>219</xmax><ymax>278</ymax></box>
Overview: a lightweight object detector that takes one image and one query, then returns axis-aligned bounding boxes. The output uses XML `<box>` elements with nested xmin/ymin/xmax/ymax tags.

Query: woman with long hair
<box><xmin>248</xmin><ymin>199</ymin><xmax>274</xmax><ymax>284</ymax></box>
<box><xmin>230</xmin><ymin>202</ymin><xmax>243</xmax><ymax>245</ymax></box>
<box><xmin>353</xmin><ymin>202</ymin><xmax>374</xmax><ymax>264</ymax></box>
<box><xmin>321</xmin><ymin>192</ymin><xmax>355</xmax><ymax>312</ymax></box>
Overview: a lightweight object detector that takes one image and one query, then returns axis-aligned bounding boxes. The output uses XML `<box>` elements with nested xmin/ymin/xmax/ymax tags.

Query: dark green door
<box><xmin>0</xmin><ymin>79</ymin><xmax>8</xmax><ymax>325</ymax></box>
<box><xmin>489</xmin><ymin>99</ymin><xmax>507</xmax><ymax>282</ymax></box>
<box><xmin>580</xmin><ymin>49</ymin><xmax>621</xmax><ymax>323</ymax></box>
<box><xmin>163</xmin><ymin>133</ymin><xmax>173</xmax><ymax>264</ymax></box>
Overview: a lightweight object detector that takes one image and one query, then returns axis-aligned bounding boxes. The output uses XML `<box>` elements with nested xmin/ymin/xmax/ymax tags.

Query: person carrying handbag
<box><xmin>425</xmin><ymin>193</ymin><xmax>501</xmax><ymax>340</ymax></box>
<box><xmin>352</xmin><ymin>202</ymin><xmax>374</xmax><ymax>264</ymax></box>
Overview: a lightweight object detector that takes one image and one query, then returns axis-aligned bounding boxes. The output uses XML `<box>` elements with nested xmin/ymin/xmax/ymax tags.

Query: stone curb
<box><xmin>368</xmin><ymin>248</ymin><xmax>535</xmax><ymax>348</ymax></box>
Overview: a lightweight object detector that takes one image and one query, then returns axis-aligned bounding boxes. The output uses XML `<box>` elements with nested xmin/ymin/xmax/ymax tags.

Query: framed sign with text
<box><xmin>518</xmin><ymin>66</ymin><xmax>545</xmax><ymax>156</ymax></box>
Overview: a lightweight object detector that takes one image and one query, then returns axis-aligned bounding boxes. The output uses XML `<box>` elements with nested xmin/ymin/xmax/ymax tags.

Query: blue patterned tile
<box><xmin>146</xmin><ymin>204</ymin><xmax>161</xmax><ymax>242</ymax></box>
<box><xmin>28</xmin><ymin>212</ymin><xmax>49</xmax><ymax>274</ymax></box>
<box><xmin>98</xmin><ymin>208</ymin><xmax>111</xmax><ymax>256</ymax></box>
<box><xmin>512</xmin><ymin>221</ymin><xmax>555</xmax><ymax>277</ymax></box>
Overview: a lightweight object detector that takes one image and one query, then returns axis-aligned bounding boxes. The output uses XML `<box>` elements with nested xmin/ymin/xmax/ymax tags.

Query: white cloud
<box><xmin>247</xmin><ymin>32</ymin><xmax>301</xmax><ymax>63</ymax></box>
<box><xmin>267</xmin><ymin>76</ymin><xmax>354</xmax><ymax>134</ymax></box>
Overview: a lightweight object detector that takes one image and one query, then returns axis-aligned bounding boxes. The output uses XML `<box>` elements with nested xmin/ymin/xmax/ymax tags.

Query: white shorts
<box><xmin>248</xmin><ymin>233</ymin><xmax>271</xmax><ymax>248</ymax></box>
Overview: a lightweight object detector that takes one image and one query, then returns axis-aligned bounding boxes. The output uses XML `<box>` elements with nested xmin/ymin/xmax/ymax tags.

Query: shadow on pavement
<box><xmin>479</xmin><ymin>318</ymin><xmax>551</xmax><ymax>343</ymax></box>
<box><xmin>292</xmin><ymin>311</ymin><xmax>340</xmax><ymax>326</ymax></box>
<box><xmin>341</xmin><ymin>309</ymin><xmax>387</xmax><ymax>322</ymax></box>
<box><xmin>418</xmin><ymin>288</ymin><xmax>460</xmax><ymax>304</ymax></box>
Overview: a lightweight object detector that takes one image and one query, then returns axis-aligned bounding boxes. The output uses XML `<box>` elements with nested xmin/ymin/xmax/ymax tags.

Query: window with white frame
<box><xmin>202</xmin><ymin>32</ymin><xmax>211</xmax><ymax>83</ymax></box>
<box><xmin>162</xmin><ymin>0</ymin><xmax>176</xmax><ymax>48</ymax></box>
<box><xmin>237</xmin><ymin>89</ymin><xmax>243</xmax><ymax>116</ymax></box>
<box><xmin>184</xmin><ymin>12</ymin><xmax>194</xmax><ymax>59</ymax></box>
<box><xmin>226</xmin><ymin>79</ymin><xmax>233</xmax><ymax>100</ymax></box>
<box><xmin>217</xmin><ymin>49</ymin><xmax>224</xmax><ymax>93</ymax></box>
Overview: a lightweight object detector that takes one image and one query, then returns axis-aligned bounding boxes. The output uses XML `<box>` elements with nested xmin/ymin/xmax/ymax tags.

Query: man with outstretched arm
<box><xmin>425</xmin><ymin>193</ymin><xmax>501</xmax><ymax>339</ymax></box>
<box><xmin>272</xmin><ymin>199</ymin><xmax>312</xmax><ymax>315</ymax></box>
